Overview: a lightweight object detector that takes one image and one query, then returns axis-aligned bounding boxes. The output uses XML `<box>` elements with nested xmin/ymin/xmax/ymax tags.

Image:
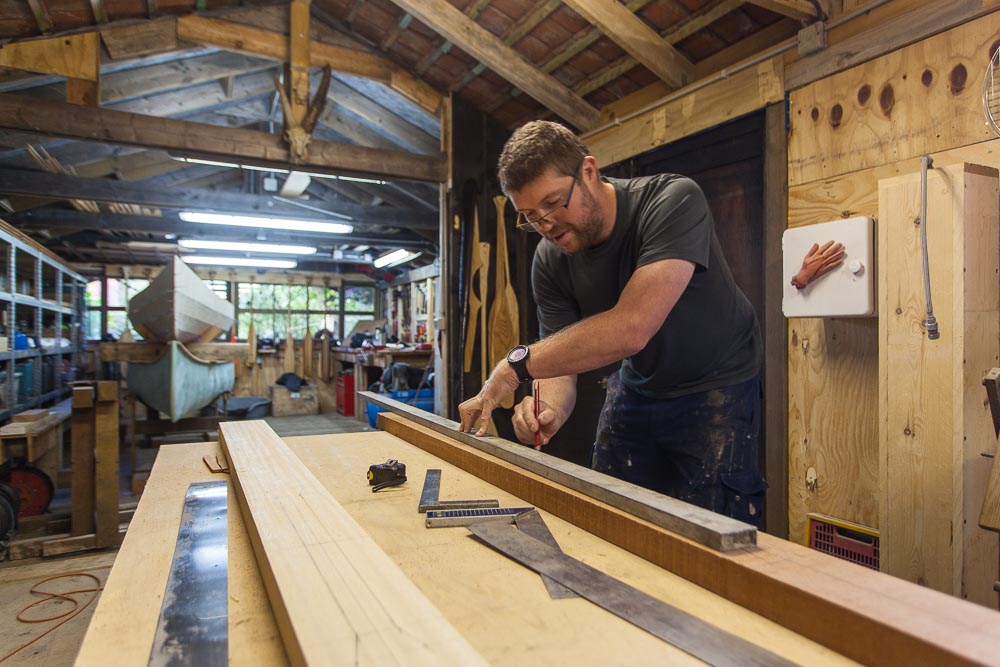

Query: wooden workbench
<box><xmin>74</xmin><ymin>431</ymin><xmax>851</xmax><ymax>666</ymax></box>
<box><xmin>331</xmin><ymin>347</ymin><xmax>433</xmax><ymax>421</ymax></box>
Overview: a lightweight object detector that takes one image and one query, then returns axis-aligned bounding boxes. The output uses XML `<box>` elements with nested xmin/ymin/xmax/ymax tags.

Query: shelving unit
<box><xmin>0</xmin><ymin>220</ymin><xmax>85</xmax><ymax>423</ymax></box>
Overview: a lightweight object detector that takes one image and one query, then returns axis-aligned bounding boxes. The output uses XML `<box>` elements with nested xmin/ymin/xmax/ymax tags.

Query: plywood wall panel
<box><xmin>787</xmin><ymin>12</ymin><xmax>998</xmax><ymax>187</ymax></box>
<box><xmin>787</xmin><ymin>317</ymin><xmax>879</xmax><ymax>543</ymax></box>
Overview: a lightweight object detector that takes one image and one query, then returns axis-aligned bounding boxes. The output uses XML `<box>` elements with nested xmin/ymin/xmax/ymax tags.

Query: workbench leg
<box><xmin>94</xmin><ymin>381</ymin><xmax>120</xmax><ymax>548</ymax></box>
<box><xmin>71</xmin><ymin>386</ymin><xmax>95</xmax><ymax>536</ymax></box>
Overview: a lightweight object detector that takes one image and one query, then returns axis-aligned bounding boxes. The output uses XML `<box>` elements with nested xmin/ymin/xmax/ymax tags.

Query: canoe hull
<box><xmin>128</xmin><ymin>342</ymin><xmax>235</xmax><ymax>422</ymax></box>
<box><xmin>129</xmin><ymin>257</ymin><xmax>235</xmax><ymax>343</ymax></box>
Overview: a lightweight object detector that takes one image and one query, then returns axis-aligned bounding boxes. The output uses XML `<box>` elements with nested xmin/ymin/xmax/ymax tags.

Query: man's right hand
<box><xmin>511</xmin><ymin>395</ymin><xmax>563</xmax><ymax>448</ymax></box>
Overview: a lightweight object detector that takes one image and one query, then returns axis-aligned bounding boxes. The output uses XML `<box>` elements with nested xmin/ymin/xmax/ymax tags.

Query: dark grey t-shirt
<box><xmin>532</xmin><ymin>174</ymin><xmax>761</xmax><ymax>398</ymax></box>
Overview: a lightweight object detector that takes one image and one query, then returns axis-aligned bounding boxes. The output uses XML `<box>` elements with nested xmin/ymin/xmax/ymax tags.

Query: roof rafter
<box><xmin>747</xmin><ymin>0</ymin><xmax>819</xmax><ymax>21</ymax></box>
<box><xmin>561</xmin><ymin>0</ymin><xmax>694</xmax><ymax>89</ymax></box>
<box><xmin>384</xmin><ymin>0</ymin><xmax>599</xmax><ymax>130</ymax></box>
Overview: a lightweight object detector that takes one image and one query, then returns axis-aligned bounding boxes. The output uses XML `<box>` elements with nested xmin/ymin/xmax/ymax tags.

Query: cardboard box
<box><xmin>269</xmin><ymin>384</ymin><xmax>319</xmax><ymax>417</ymax></box>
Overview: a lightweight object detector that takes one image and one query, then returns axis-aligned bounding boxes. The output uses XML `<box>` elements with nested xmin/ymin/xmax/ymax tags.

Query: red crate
<box><xmin>335</xmin><ymin>373</ymin><xmax>354</xmax><ymax>416</ymax></box>
<box><xmin>809</xmin><ymin>516</ymin><xmax>879</xmax><ymax>570</ymax></box>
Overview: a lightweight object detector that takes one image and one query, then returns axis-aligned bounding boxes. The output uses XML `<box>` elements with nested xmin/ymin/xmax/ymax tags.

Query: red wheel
<box><xmin>0</xmin><ymin>461</ymin><xmax>53</xmax><ymax>517</ymax></box>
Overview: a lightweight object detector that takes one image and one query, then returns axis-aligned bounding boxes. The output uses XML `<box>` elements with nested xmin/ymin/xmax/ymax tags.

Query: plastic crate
<box><xmin>807</xmin><ymin>514</ymin><xmax>879</xmax><ymax>570</ymax></box>
<box><xmin>367</xmin><ymin>389</ymin><xmax>433</xmax><ymax>428</ymax></box>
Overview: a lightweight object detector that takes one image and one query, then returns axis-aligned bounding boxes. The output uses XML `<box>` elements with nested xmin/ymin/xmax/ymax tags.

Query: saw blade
<box><xmin>469</xmin><ymin>522</ymin><xmax>796</xmax><ymax>667</ymax></box>
<box><xmin>148</xmin><ymin>481</ymin><xmax>228</xmax><ymax>667</ymax></box>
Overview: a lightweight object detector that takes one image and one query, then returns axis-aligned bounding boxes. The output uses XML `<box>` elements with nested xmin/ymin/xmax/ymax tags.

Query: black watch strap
<box><xmin>507</xmin><ymin>344</ymin><xmax>533</xmax><ymax>383</ymax></box>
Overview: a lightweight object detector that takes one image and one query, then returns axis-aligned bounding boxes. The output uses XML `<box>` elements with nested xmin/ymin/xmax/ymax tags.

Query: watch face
<box><xmin>508</xmin><ymin>346</ymin><xmax>527</xmax><ymax>363</ymax></box>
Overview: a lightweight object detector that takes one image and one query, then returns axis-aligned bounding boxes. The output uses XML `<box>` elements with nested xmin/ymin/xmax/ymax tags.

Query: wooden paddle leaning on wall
<box><xmin>488</xmin><ymin>195</ymin><xmax>520</xmax><ymax>409</ymax></box>
<box><xmin>463</xmin><ymin>206</ymin><xmax>490</xmax><ymax>383</ymax></box>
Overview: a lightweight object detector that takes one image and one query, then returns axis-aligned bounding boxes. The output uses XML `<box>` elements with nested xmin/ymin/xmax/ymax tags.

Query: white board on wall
<box><xmin>782</xmin><ymin>216</ymin><xmax>875</xmax><ymax>318</ymax></box>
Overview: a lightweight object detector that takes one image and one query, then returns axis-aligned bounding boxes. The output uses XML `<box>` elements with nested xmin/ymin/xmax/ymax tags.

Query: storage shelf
<box><xmin>0</xmin><ymin>387</ymin><xmax>72</xmax><ymax>423</ymax></box>
<box><xmin>0</xmin><ymin>220</ymin><xmax>85</xmax><ymax>417</ymax></box>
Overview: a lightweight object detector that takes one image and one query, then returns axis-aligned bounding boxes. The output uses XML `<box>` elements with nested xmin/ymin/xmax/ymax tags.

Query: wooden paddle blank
<box><xmin>488</xmin><ymin>195</ymin><xmax>519</xmax><ymax>409</ymax></box>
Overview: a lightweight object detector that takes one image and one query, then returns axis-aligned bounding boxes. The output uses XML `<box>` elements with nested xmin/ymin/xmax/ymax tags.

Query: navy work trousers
<box><xmin>591</xmin><ymin>373</ymin><xmax>767</xmax><ymax>527</ymax></box>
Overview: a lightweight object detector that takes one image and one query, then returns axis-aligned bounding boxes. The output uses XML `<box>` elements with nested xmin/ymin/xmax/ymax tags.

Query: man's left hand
<box><xmin>458</xmin><ymin>363</ymin><xmax>520</xmax><ymax>436</ymax></box>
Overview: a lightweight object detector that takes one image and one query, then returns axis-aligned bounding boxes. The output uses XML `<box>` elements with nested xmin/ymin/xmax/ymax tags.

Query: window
<box><xmin>234</xmin><ymin>283</ymin><xmax>344</xmax><ymax>341</ymax></box>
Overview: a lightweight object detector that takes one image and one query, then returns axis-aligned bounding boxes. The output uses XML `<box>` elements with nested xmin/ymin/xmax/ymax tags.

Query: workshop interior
<box><xmin>0</xmin><ymin>1</ymin><xmax>998</xmax><ymax>665</ymax></box>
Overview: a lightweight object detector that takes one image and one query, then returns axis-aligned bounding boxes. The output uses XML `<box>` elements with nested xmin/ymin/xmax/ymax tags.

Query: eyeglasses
<box><xmin>514</xmin><ymin>167</ymin><xmax>580</xmax><ymax>233</ymax></box>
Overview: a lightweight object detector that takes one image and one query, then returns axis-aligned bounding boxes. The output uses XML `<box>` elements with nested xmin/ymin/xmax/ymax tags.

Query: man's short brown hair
<box><xmin>497</xmin><ymin>120</ymin><xmax>590</xmax><ymax>195</ymax></box>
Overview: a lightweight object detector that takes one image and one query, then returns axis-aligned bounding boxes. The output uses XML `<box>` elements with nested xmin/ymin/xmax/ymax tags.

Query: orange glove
<box><xmin>790</xmin><ymin>240</ymin><xmax>846</xmax><ymax>290</ymax></box>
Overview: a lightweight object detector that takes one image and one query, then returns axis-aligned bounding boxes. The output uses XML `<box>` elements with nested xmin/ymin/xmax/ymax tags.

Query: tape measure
<box><xmin>368</xmin><ymin>459</ymin><xmax>406</xmax><ymax>492</ymax></box>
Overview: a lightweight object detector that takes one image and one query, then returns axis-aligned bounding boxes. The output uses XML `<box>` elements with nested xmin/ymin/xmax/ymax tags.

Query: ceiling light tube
<box><xmin>178</xmin><ymin>239</ymin><xmax>317</xmax><ymax>255</ymax></box>
<box><xmin>183</xmin><ymin>256</ymin><xmax>297</xmax><ymax>269</ymax></box>
<box><xmin>179</xmin><ymin>211</ymin><xmax>353</xmax><ymax>235</ymax></box>
<box><xmin>373</xmin><ymin>248</ymin><xmax>418</xmax><ymax>269</ymax></box>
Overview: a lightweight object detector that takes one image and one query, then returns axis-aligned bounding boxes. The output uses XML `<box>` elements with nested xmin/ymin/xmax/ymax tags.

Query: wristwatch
<box><xmin>506</xmin><ymin>344</ymin><xmax>533</xmax><ymax>383</ymax></box>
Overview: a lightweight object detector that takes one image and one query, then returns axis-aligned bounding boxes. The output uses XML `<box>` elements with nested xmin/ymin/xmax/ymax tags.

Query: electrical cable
<box><xmin>0</xmin><ymin>571</ymin><xmax>104</xmax><ymax>663</ymax></box>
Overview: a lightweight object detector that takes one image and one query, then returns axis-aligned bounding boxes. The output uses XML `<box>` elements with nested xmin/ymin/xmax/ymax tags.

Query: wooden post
<box><xmin>71</xmin><ymin>385</ymin><xmax>95</xmax><ymax>536</ymax></box>
<box><xmin>878</xmin><ymin>163</ymin><xmax>1000</xmax><ymax>607</ymax></box>
<box><xmin>94</xmin><ymin>380</ymin><xmax>120</xmax><ymax>547</ymax></box>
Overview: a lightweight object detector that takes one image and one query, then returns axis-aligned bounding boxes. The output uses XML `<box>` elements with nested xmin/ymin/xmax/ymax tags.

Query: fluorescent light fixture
<box><xmin>170</xmin><ymin>156</ymin><xmax>384</xmax><ymax>183</ymax></box>
<box><xmin>373</xmin><ymin>249</ymin><xmax>420</xmax><ymax>269</ymax></box>
<box><xmin>183</xmin><ymin>256</ymin><xmax>297</xmax><ymax>269</ymax></box>
<box><xmin>179</xmin><ymin>211</ymin><xmax>353</xmax><ymax>235</ymax></box>
<box><xmin>178</xmin><ymin>239</ymin><xmax>317</xmax><ymax>255</ymax></box>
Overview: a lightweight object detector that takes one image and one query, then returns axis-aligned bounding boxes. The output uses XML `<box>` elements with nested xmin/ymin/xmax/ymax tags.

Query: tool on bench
<box><xmin>425</xmin><ymin>506</ymin><xmax>534</xmax><ymax>528</ymax></box>
<box><xmin>469</xmin><ymin>522</ymin><xmax>796</xmax><ymax>667</ymax></box>
<box><xmin>368</xmin><ymin>459</ymin><xmax>407</xmax><ymax>492</ymax></box>
<box><xmin>418</xmin><ymin>468</ymin><xmax>499</xmax><ymax>512</ymax></box>
<box><xmin>514</xmin><ymin>510</ymin><xmax>577</xmax><ymax>599</ymax></box>
<box><xmin>148</xmin><ymin>481</ymin><xmax>228</xmax><ymax>667</ymax></box>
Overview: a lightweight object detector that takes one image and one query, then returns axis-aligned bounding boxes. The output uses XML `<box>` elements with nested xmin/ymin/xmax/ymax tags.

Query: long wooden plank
<box><xmin>217</xmin><ymin>420</ymin><xmax>485</xmax><ymax>666</ymax></box>
<box><xmin>0</xmin><ymin>94</ymin><xmax>447</xmax><ymax>183</ymax></box>
<box><xmin>362</xmin><ymin>392</ymin><xmax>755</xmax><ymax>551</ymax></box>
<box><xmin>377</xmin><ymin>411</ymin><xmax>1000</xmax><ymax>667</ymax></box>
<box><xmin>385</xmin><ymin>0</ymin><xmax>599</xmax><ymax>130</ymax></box>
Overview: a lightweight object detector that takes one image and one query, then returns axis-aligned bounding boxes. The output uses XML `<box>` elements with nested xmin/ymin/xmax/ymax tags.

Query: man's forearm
<box><xmin>528</xmin><ymin>308</ymin><xmax>641</xmax><ymax>381</ymax></box>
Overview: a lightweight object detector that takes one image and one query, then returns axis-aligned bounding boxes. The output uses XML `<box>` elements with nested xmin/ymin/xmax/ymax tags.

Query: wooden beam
<box><xmin>561</xmin><ymin>0</ymin><xmax>694</xmax><ymax>89</ymax></box>
<box><xmin>289</xmin><ymin>0</ymin><xmax>311</xmax><ymax>128</ymax></box>
<box><xmin>94</xmin><ymin>381</ymin><xmax>119</xmax><ymax>548</ymax></box>
<box><xmin>89</xmin><ymin>0</ymin><xmax>108</xmax><ymax>23</ymax></box>
<box><xmin>175</xmin><ymin>15</ymin><xmax>442</xmax><ymax>115</ymax></box>
<box><xmin>99</xmin><ymin>18</ymin><xmax>178</xmax><ymax>59</ymax></box>
<box><xmin>25</xmin><ymin>0</ymin><xmax>53</xmax><ymax>34</ymax></box>
<box><xmin>66</xmin><ymin>78</ymin><xmax>100</xmax><ymax>106</ymax></box>
<box><xmin>99</xmin><ymin>342</ymin><xmax>249</xmax><ymax>363</ymax></box>
<box><xmin>748</xmin><ymin>0</ymin><xmax>819</xmax><ymax>20</ymax></box>
<box><xmin>217</xmin><ymin>420</ymin><xmax>485</xmax><ymax>665</ymax></box>
<box><xmin>363</xmin><ymin>393</ymin><xmax>755</xmax><ymax>550</ymax></box>
<box><xmin>71</xmin><ymin>386</ymin><xmax>96</xmax><ymax>537</ymax></box>
<box><xmin>763</xmin><ymin>102</ymin><xmax>789</xmax><ymax>538</ymax></box>
<box><xmin>377</xmin><ymin>411</ymin><xmax>1000</xmax><ymax>667</ymax></box>
<box><xmin>0</xmin><ymin>94</ymin><xmax>447</xmax><ymax>183</ymax></box>
<box><xmin>0</xmin><ymin>33</ymin><xmax>99</xmax><ymax>80</ymax></box>
<box><xmin>384</xmin><ymin>0</ymin><xmax>600</xmax><ymax>130</ymax></box>
<box><xmin>0</xmin><ymin>170</ymin><xmax>438</xmax><ymax>228</ymax></box>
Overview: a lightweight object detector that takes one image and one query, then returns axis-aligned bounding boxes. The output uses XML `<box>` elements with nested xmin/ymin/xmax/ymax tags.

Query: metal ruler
<box><xmin>514</xmin><ymin>510</ymin><xmax>577</xmax><ymax>600</ymax></box>
<box><xmin>148</xmin><ymin>481</ymin><xmax>229</xmax><ymax>667</ymax></box>
<box><xmin>469</xmin><ymin>522</ymin><xmax>797</xmax><ymax>667</ymax></box>
<box><xmin>425</xmin><ymin>506</ymin><xmax>534</xmax><ymax>528</ymax></box>
<box><xmin>418</xmin><ymin>468</ymin><xmax>499</xmax><ymax>512</ymax></box>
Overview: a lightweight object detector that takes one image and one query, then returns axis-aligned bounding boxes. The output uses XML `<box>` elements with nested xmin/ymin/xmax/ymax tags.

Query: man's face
<box><xmin>511</xmin><ymin>166</ymin><xmax>605</xmax><ymax>255</ymax></box>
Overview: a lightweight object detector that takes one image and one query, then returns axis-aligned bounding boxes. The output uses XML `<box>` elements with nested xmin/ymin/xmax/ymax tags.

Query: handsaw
<box><xmin>488</xmin><ymin>195</ymin><xmax>519</xmax><ymax>409</ymax></box>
